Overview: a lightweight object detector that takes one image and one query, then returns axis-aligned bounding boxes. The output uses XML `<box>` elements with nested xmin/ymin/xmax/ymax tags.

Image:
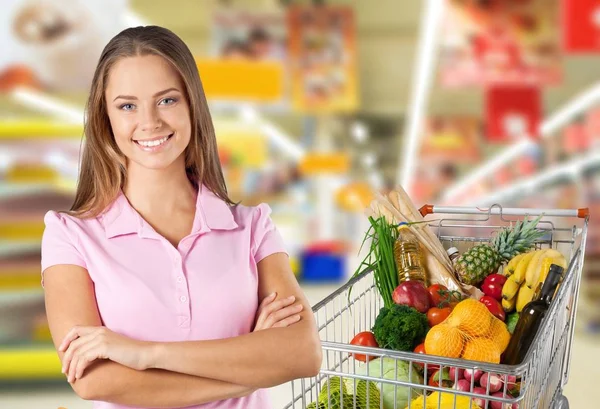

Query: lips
<box><xmin>133</xmin><ymin>133</ymin><xmax>174</xmax><ymax>147</ymax></box>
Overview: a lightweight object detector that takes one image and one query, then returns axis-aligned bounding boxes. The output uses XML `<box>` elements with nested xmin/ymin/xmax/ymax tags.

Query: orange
<box><xmin>462</xmin><ymin>337</ymin><xmax>501</xmax><ymax>364</ymax></box>
<box><xmin>425</xmin><ymin>324</ymin><xmax>464</xmax><ymax>358</ymax></box>
<box><xmin>448</xmin><ymin>299</ymin><xmax>492</xmax><ymax>338</ymax></box>
<box><xmin>488</xmin><ymin>317</ymin><xmax>511</xmax><ymax>353</ymax></box>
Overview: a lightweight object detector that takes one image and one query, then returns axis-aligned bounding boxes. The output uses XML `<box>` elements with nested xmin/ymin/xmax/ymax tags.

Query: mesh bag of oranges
<box><xmin>424</xmin><ymin>299</ymin><xmax>510</xmax><ymax>364</ymax></box>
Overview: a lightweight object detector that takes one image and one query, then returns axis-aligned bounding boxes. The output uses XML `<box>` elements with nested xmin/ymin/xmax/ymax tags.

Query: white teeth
<box><xmin>136</xmin><ymin>135</ymin><xmax>171</xmax><ymax>147</ymax></box>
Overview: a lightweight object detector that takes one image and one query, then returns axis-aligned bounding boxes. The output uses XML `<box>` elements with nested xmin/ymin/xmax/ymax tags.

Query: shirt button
<box><xmin>177</xmin><ymin>276</ymin><xmax>184</xmax><ymax>283</ymax></box>
<box><xmin>180</xmin><ymin>295</ymin><xmax>187</xmax><ymax>303</ymax></box>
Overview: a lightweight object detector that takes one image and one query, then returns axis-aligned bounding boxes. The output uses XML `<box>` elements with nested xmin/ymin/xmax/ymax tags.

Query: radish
<box><xmin>449</xmin><ymin>367</ymin><xmax>465</xmax><ymax>382</ymax></box>
<box><xmin>455</xmin><ymin>379</ymin><xmax>471</xmax><ymax>392</ymax></box>
<box><xmin>480</xmin><ymin>373</ymin><xmax>503</xmax><ymax>393</ymax></box>
<box><xmin>464</xmin><ymin>368</ymin><xmax>484</xmax><ymax>383</ymax></box>
<box><xmin>502</xmin><ymin>374</ymin><xmax>517</xmax><ymax>385</ymax></box>
<box><xmin>491</xmin><ymin>392</ymin><xmax>519</xmax><ymax>409</ymax></box>
<box><xmin>472</xmin><ymin>387</ymin><xmax>488</xmax><ymax>407</ymax></box>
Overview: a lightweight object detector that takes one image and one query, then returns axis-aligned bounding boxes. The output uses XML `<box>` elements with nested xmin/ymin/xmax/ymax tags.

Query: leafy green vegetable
<box><xmin>354</xmin><ymin>379</ymin><xmax>381</xmax><ymax>409</ymax></box>
<box><xmin>507</xmin><ymin>312</ymin><xmax>519</xmax><ymax>334</ymax></box>
<box><xmin>309</xmin><ymin>377</ymin><xmax>377</xmax><ymax>409</ymax></box>
<box><xmin>372</xmin><ymin>305</ymin><xmax>429</xmax><ymax>352</ymax></box>
<box><xmin>355</xmin><ymin>357</ymin><xmax>423</xmax><ymax>409</ymax></box>
<box><xmin>349</xmin><ymin>216</ymin><xmax>400</xmax><ymax>309</ymax></box>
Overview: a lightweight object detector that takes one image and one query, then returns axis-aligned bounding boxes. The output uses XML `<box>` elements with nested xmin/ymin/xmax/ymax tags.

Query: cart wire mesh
<box><xmin>282</xmin><ymin>206</ymin><xmax>588</xmax><ymax>409</ymax></box>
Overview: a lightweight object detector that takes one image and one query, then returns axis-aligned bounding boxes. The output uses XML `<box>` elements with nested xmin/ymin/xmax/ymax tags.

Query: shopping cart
<box><xmin>282</xmin><ymin>205</ymin><xmax>589</xmax><ymax>409</ymax></box>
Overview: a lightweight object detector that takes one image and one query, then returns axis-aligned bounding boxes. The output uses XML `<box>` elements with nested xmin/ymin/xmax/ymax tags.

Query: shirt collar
<box><xmin>102</xmin><ymin>184</ymin><xmax>238</xmax><ymax>239</ymax></box>
<box><xmin>194</xmin><ymin>184</ymin><xmax>238</xmax><ymax>233</ymax></box>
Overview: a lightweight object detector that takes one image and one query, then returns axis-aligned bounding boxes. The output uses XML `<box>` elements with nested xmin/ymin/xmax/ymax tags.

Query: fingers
<box><xmin>258</xmin><ymin>292</ymin><xmax>277</xmax><ymax>310</ymax></box>
<box><xmin>61</xmin><ymin>332</ymin><xmax>96</xmax><ymax>375</ymax></box>
<box><xmin>272</xmin><ymin>312</ymin><xmax>302</xmax><ymax>328</ymax></box>
<box><xmin>255</xmin><ymin>295</ymin><xmax>297</xmax><ymax>331</ymax></box>
<box><xmin>59</xmin><ymin>326</ymin><xmax>95</xmax><ymax>352</ymax></box>
<box><xmin>264</xmin><ymin>303</ymin><xmax>304</xmax><ymax>328</ymax></box>
<box><xmin>71</xmin><ymin>340</ymin><xmax>101</xmax><ymax>382</ymax></box>
<box><xmin>262</xmin><ymin>295</ymin><xmax>297</xmax><ymax>318</ymax></box>
<box><xmin>254</xmin><ymin>292</ymin><xmax>277</xmax><ymax>329</ymax></box>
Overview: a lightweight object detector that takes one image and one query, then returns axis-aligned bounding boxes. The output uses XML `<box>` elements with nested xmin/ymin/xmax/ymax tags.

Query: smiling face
<box><xmin>105</xmin><ymin>54</ymin><xmax>192</xmax><ymax>171</ymax></box>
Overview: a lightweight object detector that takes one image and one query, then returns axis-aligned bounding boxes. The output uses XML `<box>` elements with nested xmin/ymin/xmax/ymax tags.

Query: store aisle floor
<box><xmin>2</xmin><ymin>285</ymin><xmax>597</xmax><ymax>408</ymax></box>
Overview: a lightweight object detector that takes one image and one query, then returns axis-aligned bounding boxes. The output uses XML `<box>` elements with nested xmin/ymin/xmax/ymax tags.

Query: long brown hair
<box><xmin>69</xmin><ymin>25</ymin><xmax>235</xmax><ymax>218</ymax></box>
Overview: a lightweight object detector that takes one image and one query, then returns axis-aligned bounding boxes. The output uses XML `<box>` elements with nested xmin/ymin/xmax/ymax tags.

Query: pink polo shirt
<box><xmin>41</xmin><ymin>185</ymin><xmax>288</xmax><ymax>409</ymax></box>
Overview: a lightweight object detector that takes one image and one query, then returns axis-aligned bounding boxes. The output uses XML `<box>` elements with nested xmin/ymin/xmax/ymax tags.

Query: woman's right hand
<box><xmin>253</xmin><ymin>293</ymin><xmax>304</xmax><ymax>332</ymax></box>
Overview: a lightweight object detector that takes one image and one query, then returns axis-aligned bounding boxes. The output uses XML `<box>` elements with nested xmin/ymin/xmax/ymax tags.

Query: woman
<box><xmin>41</xmin><ymin>25</ymin><xmax>321</xmax><ymax>409</ymax></box>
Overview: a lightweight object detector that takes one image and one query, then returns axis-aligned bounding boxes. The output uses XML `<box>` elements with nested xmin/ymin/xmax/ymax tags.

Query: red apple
<box><xmin>392</xmin><ymin>281</ymin><xmax>431</xmax><ymax>313</ymax></box>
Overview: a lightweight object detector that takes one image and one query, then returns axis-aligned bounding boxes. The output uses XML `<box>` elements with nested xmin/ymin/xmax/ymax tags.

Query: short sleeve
<box><xmin>41</xmin><ymin>211</ymin><xmax>87</xmax><ymax>287</ymax></box>
<box><xmin>251</xmin><ymin>203</ymin><xmax>288</xmax><ymax>263</ymax></box>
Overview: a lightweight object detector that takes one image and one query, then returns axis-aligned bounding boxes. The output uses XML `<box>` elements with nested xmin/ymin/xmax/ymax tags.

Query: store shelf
<box><xmin>0</xmin><ymin>345</ymin><xmax>62</xmax><ymax>380</ymax></box>
<box><xmin>471</xmin><ymin>149</ymin><xmax>600</xmax><ymax>206</ymax></box>
<box><xmin>0</xmin><ymin>181</ymin><xmax>76</xmax><ymax>199</ymax></box>
<box><xmin>0</xmin><ymin>121</ymin><xmax>83</xmax><ymax>140</ymax></box>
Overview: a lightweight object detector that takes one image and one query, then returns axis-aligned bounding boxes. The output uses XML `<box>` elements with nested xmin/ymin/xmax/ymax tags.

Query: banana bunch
<box><xmin>501</xmin><ymin>249</ymin><xmax>567</xmax><ymax>313</ymax></box>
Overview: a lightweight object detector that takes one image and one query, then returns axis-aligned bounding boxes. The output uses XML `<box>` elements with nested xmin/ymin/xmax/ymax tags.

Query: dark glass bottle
<box><xmin>503</xmin><ymin>264</ymin><xmax>564</xmax><ymax>365</ymax></box>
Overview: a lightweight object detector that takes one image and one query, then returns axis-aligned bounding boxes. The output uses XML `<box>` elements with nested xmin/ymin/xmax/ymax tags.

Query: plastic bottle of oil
<box><xmin>394</xmin><ymin>223</ymin><xmax>428</xmax><ymax>285</ymax></box>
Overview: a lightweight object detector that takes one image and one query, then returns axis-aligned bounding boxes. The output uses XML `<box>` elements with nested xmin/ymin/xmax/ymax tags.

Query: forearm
<box><xmin>75</xmin><ymin>360</ymin><xmax>255</xmax><ymax>407</ymax></box>
<box><xmin>150</xmin><ymin>324</ymin><xmax>321</xmax><ymax>389</ymax></box>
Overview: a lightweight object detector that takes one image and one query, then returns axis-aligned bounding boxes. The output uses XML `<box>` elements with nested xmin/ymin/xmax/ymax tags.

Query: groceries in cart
<box><xmin>319</xmin><ymin>185</ymin><xmax>574</xmax><ymax>409</ymax></box>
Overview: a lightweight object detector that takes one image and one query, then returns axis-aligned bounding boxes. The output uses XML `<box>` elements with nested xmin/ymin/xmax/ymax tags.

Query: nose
<box><xmin>139</xmin><ymin>104</ymin><xmax>161</xmax><ymax>132</ymax></box>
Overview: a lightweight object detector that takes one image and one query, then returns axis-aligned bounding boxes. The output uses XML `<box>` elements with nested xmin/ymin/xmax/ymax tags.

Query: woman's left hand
<box><xmin>59</xmin><ymin>326</ymin><xmax>153</xmax><ymax>383</ymax></box>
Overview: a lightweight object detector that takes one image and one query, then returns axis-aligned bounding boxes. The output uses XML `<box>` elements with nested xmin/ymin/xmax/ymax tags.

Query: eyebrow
<box><xmin>113</xmin><ymin>87</ymin><xmax>181</xmax><ymax>102</ymax></box>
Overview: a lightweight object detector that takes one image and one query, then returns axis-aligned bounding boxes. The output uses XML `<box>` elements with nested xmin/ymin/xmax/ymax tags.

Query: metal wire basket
<box><xmin>282</xmin><ymin>205</ymin><xmax>589</xmax><ymax>409</ymax></box>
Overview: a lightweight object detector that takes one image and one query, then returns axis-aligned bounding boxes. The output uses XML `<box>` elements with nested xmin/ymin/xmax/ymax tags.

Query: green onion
<box><xmin>349</xmin><ymin>216</ymin><xmax>400</xmax><ymax>309</ymax></box>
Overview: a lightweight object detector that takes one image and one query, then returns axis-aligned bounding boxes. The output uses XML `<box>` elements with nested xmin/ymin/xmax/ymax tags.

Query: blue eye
<box><xmin>160</xmin><ymin>97</ymin><xmax>177</xmax><ymax>105</ymax></box>
<box><xmin>120</xmin><ymin>103</ymin><xmax>135</xmax><ymax>111</ymax></box>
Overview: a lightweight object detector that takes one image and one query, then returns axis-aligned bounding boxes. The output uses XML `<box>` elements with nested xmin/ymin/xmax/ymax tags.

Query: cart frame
<box><xmin>282</xmin><ymin>204</ymin><xmax>589</xmax><ymax>409</ymax></box>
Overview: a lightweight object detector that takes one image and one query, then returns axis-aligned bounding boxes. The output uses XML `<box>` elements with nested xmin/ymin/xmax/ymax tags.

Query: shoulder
<box><xmin>230</xmin><ymin>202</ymin><xmax>275</xmax><ymax>229</ymax></box>
<box><xmin>42</xmin><ymin>209</ymin><xmax>101</xmax><ymax>243</ymax></box>
<box><xmin>43</xmin><ymin>210</ymin><xmax>92</xmax><ymax>231</ymax></box>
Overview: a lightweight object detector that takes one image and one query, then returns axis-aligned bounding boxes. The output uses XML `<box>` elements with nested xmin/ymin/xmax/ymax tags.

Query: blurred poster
<box><xmin>586</xmin><ymin>108</ymin><xmax>600</xmax><ymax>146</ymax></box>
<box><xmin>563</xmin><ymin>124</ymin><xmax>591</xmax><ymax>155</ymax></box>
<box><xmin>563</xmin><ymin>0</ymin><xmax>600</xmax><ymax>53</ymax></box>
<box><xmin>413</xmin><ymin>163</ymin><xmax>458</xmax><ymax>203</ymax></box>
<box><xmin>211</xmin><ymin>10</ymin><xmax>287</xmax><ymax>62</ymax></box>
<box><xmin>485</xmin><ymin>85</ymin><xmax>541</xmax><ymax>143</ymax></box>
<box><xmin>494</xmin><ymin>166</ymin><xmax>513</xmax><ymax>186</ymax></box>
<box><xmin>420</xmin><ymin>117</ymin><xmax>481</xmax><ymax>164</ymax></box>
<box><xmin>0</xmin><ymin>0</ymin><xmax>128</xmax><ymax>93</ymax></box>
<box><xmin>516</xmin><ymin>145</ymin><xmax>541</xmax><ymax>176</ymax></box>
<box><xmin>439</xmin><ymin>0</ymin><xmax>562</xmax><ymax>87</ymax></box>
<box><xmin>288</xmin><ymin>6</ymin><xmax>358</xmax><ymax>113</ymax></box>
<box><xmin>209</xmin><ymin>10</ymin><xmax>287</xmax><ymax>103</ymax></box>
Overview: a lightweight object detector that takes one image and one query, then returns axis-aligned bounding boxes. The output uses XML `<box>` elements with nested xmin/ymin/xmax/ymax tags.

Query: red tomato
<box><xmin>480</xmin><ymin>296</ymin><xmax>506</xmax><ymax>321</ymax></box>
<box><xmin>413</xmin><ymin>343</ymin><xmax>439</xmax><ymax>372</ymax></box>
<box><xmin>428</xmin><ymin>368</ymin><xmax>453</xmax><ymax>388</ymax></box>
<box><xmin>350</xmin><ymin>331</ymin><xmax>378</xmax><ymax>362</ymax></box>
<box><xmin>427</xmin><ymin>284</ymin><xmax>448</xmax><ymax>307</ymax></box>
<box><xmin>427</xmin><ymin>307</ymin><xmax>451</xmax><ymax>327</ymax></box>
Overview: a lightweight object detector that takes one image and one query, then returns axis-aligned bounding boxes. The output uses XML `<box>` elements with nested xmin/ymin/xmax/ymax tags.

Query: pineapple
<box><xmin>455</xmin><ymin>215</ymin><xmax>545</xmax><ymax>285</ymax></box>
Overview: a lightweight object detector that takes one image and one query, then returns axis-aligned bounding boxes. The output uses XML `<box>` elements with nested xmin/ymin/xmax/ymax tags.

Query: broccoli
<box><xmin>372</xmin><ymin>304</ymin><xmax>429</xmax><ymax>352</ymax></box>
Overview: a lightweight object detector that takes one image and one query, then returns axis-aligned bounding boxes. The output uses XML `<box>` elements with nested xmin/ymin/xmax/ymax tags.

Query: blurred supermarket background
<box><xmin>1</xmin><ymin>0</ymin><xmax>599</xmax><ymax>407</ymax></box>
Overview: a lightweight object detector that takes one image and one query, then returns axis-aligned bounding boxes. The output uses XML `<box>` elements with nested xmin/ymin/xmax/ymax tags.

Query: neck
<box><xmin>123</xmin><ymin>157</ymin><xmax>198</xmax><ymax>215</ymax></box>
